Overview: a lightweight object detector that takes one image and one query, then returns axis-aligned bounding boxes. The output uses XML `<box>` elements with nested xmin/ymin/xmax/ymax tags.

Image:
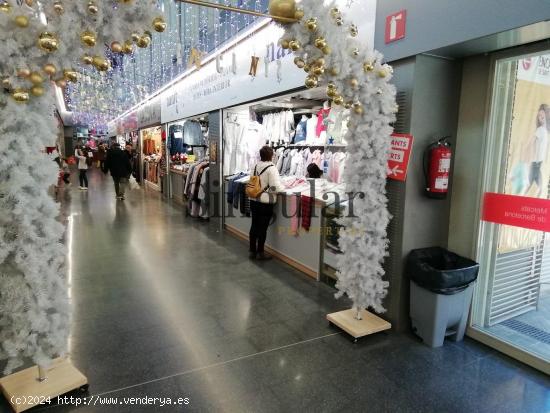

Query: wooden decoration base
<box><xmin>327</xmin><ymin>309</ymin><xmax>391</xmax><ymax>341</ymax></box>
<box><xmin>0</xmin><ymin>358</ymin><xmax>88</xmax><ymax>413</ymax></box>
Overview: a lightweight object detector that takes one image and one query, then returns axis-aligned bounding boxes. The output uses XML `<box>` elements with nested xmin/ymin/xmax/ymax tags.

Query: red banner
<box><xmin>482</xmin><ymin>192</ymin><xmax>550</xmax><ymax>232</ymax></box>
<box><xmin>387</xmin><ymin>133</ymin><xmax>414</xmax><ymax>182</ymax></box>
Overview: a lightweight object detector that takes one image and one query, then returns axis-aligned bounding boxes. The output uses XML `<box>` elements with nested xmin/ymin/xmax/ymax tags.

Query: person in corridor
<box><xmin>75</xmin><ymin>145</ymin><xmax>89</xmax><ymax>190</ymax></box>
<box><xmin>104</xmin><ymin>142</ymin><xmax>133</xmax><ymax>200</ymax></box>
<box><xmin>248</xmin><ymin>146</ymin><xmax>284</xmax><ymax>260</ymax></box>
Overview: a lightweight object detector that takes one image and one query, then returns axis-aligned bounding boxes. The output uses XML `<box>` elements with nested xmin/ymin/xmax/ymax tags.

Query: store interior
<box><xmin>140</xmin><ymin>125</ymin><xmax>163</xmax><ymax>190</ymax></box>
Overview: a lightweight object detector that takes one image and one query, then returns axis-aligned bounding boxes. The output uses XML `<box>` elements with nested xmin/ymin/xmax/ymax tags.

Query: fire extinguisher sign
<box><xmin>387</xmin><ymin>133</ymin><xmax>414</xmax><ymax>181</ymax></box>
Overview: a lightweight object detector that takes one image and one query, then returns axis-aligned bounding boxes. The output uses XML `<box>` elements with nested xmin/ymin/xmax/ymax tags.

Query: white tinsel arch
<box><xmin>0</xmin><ymin>0</ymin><xmax>163</xmax><ymax>375</ymax></box>
<box><xmin>279</xmin><ymin>0</ymin><xmax>396</xmax><ymax>314</ymax></box>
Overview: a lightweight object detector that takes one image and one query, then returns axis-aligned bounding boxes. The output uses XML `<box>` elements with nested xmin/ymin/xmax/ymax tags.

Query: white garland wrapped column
<box><xmin>280</xmin><ymin>0</ymin><xmax>396</xmax><ymax>314</ymax></box>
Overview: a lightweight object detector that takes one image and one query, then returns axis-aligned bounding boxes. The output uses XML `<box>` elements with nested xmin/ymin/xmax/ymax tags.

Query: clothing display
<box><xmin>261</xmin><ymin>110</ymin><xmax>294</xmax><ymax>144</ymax></box>
<box><xmin>316</xmin><ymin>107</ymin><xmax>331</xmax><ymax>138</ymax></box>
<box><xmin>184</xmin><ymin>160</ymin><xmax>210</xmax><ymax>218</ymax></box>
<box><xmin>293</xmin><ymin>117</ymin><xmax>308</xmax><ymax>144</ymax></box>
<box><xmin>301</xmin><ymin>195</ymin><xmax>313</xmax><ymax>231</ymax></box>
<box><xmin>272</xmin><ymin>146</ymin><xmax>347</xmax><ymax>183</ymax></box>
<box><xmin>326</xmin><ymin>107</ymin><xmax>350</xmax><ymax>145</ymax></box>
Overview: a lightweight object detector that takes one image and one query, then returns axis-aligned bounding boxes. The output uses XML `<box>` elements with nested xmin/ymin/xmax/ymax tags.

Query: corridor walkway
<box><xmin>1</xmin><ymin>170</ymin><xmax>548</xmax><ymax>413</ymax></box>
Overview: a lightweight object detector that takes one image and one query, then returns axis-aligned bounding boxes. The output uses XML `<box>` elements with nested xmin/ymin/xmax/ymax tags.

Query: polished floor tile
<box><xmin>0</xmin><ymin>170</ymin><xmax>548</xmax><ymax>413</ymax></box>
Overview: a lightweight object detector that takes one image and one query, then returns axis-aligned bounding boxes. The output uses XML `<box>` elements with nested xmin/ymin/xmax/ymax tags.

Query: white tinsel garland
<box><xmin>280</xmin><ymin>0</ymin><xmax>396</xmax><ymax>314</ymax></box>
<box><xmin>0</xmin><ymin>0</ymin><xmax>162</xmax><ymax>375</ymax></box>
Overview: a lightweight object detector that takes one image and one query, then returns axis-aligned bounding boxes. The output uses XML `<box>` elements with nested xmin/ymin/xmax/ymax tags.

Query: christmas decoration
<box><xmin>268</xmin><ymin>0</ymin><xmax>296</xmax><ymax>23</ymax></box>
<box><xmin>278</xmin><ymin>0</ymin><xmax>396</xmax><ymax>316</ymax></box>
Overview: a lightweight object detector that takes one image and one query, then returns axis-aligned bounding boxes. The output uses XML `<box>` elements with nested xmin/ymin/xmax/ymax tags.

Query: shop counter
<box><xmin>224</xmin><ymin>191</ymin><xmax>331</xmax><ymax>280</ymax></box>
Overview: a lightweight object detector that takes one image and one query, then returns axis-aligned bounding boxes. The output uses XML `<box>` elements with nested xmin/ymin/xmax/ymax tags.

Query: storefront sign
<box><xmin>387</xmin><ymin>133</ymin><xmax>413</xmax><ymax>181</ymax></box>
<box><xmin>385</xmin><ymin>10</ymin><xmax>406</xmax><ymax>44</ymax></box>
<box><xmin>117</xmin><ymin>112</ymin><xmax>138</xmax><ymax>134</ymax></box>
<box><xmin>517</xmin><ymin>53</ymin><xmax>550</xmax><ymax>86</ymax></box>
<box><xmin>482</xmin><ymin>193</ymin><xmax>550</xmax><ymax>232</ymax></box>
<box><xmin>138</xmin><ymin>98</ymin><xmax>161</xmax><ymax>128</ymax></box>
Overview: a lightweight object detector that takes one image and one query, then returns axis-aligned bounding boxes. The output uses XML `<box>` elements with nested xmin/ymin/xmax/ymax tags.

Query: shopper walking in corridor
<box><xmin>248</xmin><ymin>146</ymin><xmax>284</xmax><ymax>260</ymax></box>
<box><xmin>104</xmin><ymin>142</ymin><xmax>133</xmax><ymax>200</ymax></box>
<box><xmin>75</xmin><ymin>145</ymin><xmax>89</xmax><ymax>190</ymax></box>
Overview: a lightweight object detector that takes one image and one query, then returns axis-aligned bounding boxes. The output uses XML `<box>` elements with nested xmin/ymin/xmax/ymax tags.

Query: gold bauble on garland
<box><xmin>81</xmin><ymin>30</ymin><xmax>97</xmax><ymax>47</ymax></box>
<box><xmin>43</xmin><ymin>63</ymin><xmax>57</xmax><ymax>76</ymax></box>
<box><xmin>87</xmin><ymin>1</ymin><xmax>98</xmax><ymax>14</ymax></box>
<box><xmin>53</xmin><ymin>1</ymin><xmax>64</xmax><ymax>15</ymax></box>
<box><xmin>294</xmin><ymin>8</ymin><xmax>304</xmax><ymax>20</ymax></box>
<box><xmin>63</xmin><ymin>69</ymin><xmax>78</xmax><ymax>83</ymax></box>
<box><xmin>17</xmin><ymin>68</ymin><xmax>31</xmax><ymax>78</ymax></box>
<box><xmin>12</xmin><ymin>89</ymin><xmax>29</xmax><ymax>103</ymax></box>
<box><xmin>353</xmin><ymin>102</ymin><xmax>364</xmax><ymax>115</ymax></box>
<box><xmin>333</xmin><ymin>95</ymin><xmax>344</xmax><ymax>106</ymax></box>
<box><xmin>268</xmin><ymin>0</ymin><xmax>296</xmax><ymax>24</ymax></box>
<box><xmin>312</xmin><ymin>65</ymin><xmax>324</xmax><ymax>76</ymax></box>
<box><xmin>303</xmin><ymin>64</ymin><xmax>311</xmax><ymax>73</ymax></box>
<box><xmin>304</xmin><ymin>75</ymin><xmax>318</xmax><ymax>89</ymax></box>
<box><xmin>305</xmin><ymin>18</ymin><xmax>317</xmax><ymax>32</ymax></box>
<box><xmin>315</xmin><ymin>58</ymin><xmax>325</xmax><ymax>67</ymax></box>
<box><xmin>82</xmin><ymin>55</ymin><xmax>93</xmax><ymax>65</ymax></box>
<box><xmin>350</xmin><ymin>24</ymin><xmax>358</xmax><ymax>37</ymax></box>
<box><xmin>122</xmin><ymin>41</ymin><xmax>134</xmax><ymax>54</ymax></box>
<box><xmin>330</xmin><ymin>7</ymin><xmax>340</xmax><ymax>18</ymax></box>
<box><xmin>363</xmin><ymin>62</ymin><xmax>374</xmax><ymax>72</ymax></box>
<box><xmin>92</xmin><ymin>56</ymin><xmax>110</xmax><ymax>71</ymax></box>
<box><xmin>38</xmin><ymin>32</ymin><xmax>59</xmax><ymax>52</ymax></box>
<box><xmin>349</xmin><ymin>78</ymin><xmax>359</xmax><ymax>88</ymax></box>
<box><xmin>335</xmin><ymin>17</ymin><xmax>343</xmax><ymax>26</ymax></box>
<box><xmin>131</xmin><ymin>32</ymin><xmax>140</xmax><ymax>42</ymax></box>
<box><xmin>351</xmin><ymin>47</ymin><xmax>360</xmax><ymax>57</ymax></box>
<box><xmin>329</xmin><ymin>67</ymin><xmax>340</xmax><ymax>76</ymax></box>
<box><xmin>0</xmin><ymin>1</ymin><xmax>12</xmax><ymax>13</ymax></box>
<box><xmin>288</xmin><ymin>40</ymin><xmax>300</xmax><ymax>51</ymax></box>
<box><xmin>152</xmin><ymin>16</ymin><xmax>166</xmax><ymax>32</ymax></box>
<box><xmin>293</xmin><ymin>57</ymin><xmax>305</xmax><ymax>69</ymax></box>
<box><xmin>314</xmin><ymin>37</ymin><xmax>326</xmax><ymax>49</ymax></box>
<box><xmin>2</xmin><ymin>77</ymin><xmax>11</xmax><ymax>89</ymax></box>
<box><xmin>110</xmin><ymin>41</ymin><xmax>123</xmax><ymax>53</ymax></box>
<box><xmin>136</xmin><ymin>35</ymin><xmax>151</xmax><ymax>48</ymax></box>
<box><xmin>344</xmin><ymin>101</ymin><xmax>353</xmax><ymax>110</ymax></box>
<box><xmin>280</xmin><ymin>39</ymin><xmax>290</xmax><ymax>49</ymax></box>
<box><xmin>14</xmin><ymin>15</ymin><xmax>29</xmax><ymax>28</ymax></box>
<box><xmin>30</xmin><ymin>85</ymin><xmax>44</xmax><ymax>97</ymax></box>
<box><xmin>326</xmin><ymin>87</ymin><xmax>338</xmax><ymax>99</ymax></box>
<box><xmin>55</xmin><ymin>79</ymin><xmax>67</xmax><ymax>88</ymax></box>
<box><xmin>29</xmin><ymin>71</ymin><xmax>44</xmax><ymax>84</ymax></box>
<box><xmin>322</xmin><ymin>46</ymin><xmax>331</xmax><ymax>55</ymax></box>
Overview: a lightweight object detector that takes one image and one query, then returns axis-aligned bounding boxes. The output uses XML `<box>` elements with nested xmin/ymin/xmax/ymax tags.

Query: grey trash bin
<box><xmin>407</xmin><ymin>247</ymin><xmax>479</xmax><ymax>348</ymax></box>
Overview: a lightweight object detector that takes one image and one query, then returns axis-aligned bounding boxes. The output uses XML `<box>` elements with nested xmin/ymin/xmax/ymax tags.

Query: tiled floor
<box><xmin>0</xmin><ymin>169</ymin><xmax>548</xmax><ymax>413</ymax></box>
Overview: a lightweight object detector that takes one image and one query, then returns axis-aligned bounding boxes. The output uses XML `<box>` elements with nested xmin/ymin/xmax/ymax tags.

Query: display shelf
<box><xmin>327</xmin><ymin>309</ymin><xmax>391</xmax><ymax>341</ymax></box>
<box><xmin>0</xmin><ymin>358</ymin><xmax>88</xmax><ymax>413</ymax></box>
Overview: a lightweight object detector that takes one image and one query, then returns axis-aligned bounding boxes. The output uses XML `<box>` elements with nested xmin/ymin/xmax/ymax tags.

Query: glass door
<box><xmin>472</xmin><ymin>50</ymin><xmax>550</xmax><ymax>365</ymax></box>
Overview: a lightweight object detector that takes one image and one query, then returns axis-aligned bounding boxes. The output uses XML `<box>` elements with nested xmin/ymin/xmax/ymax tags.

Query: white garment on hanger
<box><xmin>306</xmin><ymin>116</ymin><xmax>317</xmax><ymax>144</ymax></box>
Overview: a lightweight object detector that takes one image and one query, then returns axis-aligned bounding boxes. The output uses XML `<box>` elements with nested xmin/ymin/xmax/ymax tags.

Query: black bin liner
<box><xmin>406</xmin><ymin>247</ymin><xmax>479</xmax><ymax>295</ymax></box>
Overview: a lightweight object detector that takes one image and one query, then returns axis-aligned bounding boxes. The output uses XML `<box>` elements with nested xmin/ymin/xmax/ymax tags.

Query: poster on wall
<box><xmin>498</xmin><ymin>53</ymin><xmax>550</xmax><ymax>252</ymax></box>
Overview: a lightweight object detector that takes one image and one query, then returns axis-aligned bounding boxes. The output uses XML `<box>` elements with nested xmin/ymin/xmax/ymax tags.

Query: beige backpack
<box><xmin>246</xmin><ymin>165</ymin><xmax>272</xmax><ymax>198</ymax></box>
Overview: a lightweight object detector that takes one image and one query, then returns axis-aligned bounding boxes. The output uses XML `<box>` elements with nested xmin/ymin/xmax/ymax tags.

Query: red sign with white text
<box><xmin>387</xmin><ymin>133</ymin><xmax>413</xmax><ymax>181</ymax></box>
<box><xmin>385</xmin><ymin>10</ymin><xmax>407</xmax><ymax>44</ymax></box>
<box><xmin>482</xmin><ymin>193</ymin><xmax>550</xmax><ymax>232</ymax></box>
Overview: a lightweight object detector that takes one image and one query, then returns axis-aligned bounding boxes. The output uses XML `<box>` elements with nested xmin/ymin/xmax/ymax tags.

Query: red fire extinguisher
<box><xmin>423</xmin><ymin>138</ymin><xmax>452</xmax><ymax>199</ymax></box>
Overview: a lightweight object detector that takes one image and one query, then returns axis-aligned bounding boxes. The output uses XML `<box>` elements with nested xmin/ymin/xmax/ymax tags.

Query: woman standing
<box><xmin>524</xmin><ymin>104</ymin><xmax>550</xmax><ymax>197</ymax></box>
<box><xmin>248</xmin><ymin>146</ymin><xmax>284</xmax><ymax>260</ymax></box>
<box><xmin>75</xmin><ymin>145</ymin><xmax>89</xmax><ymax>190</ymax></box>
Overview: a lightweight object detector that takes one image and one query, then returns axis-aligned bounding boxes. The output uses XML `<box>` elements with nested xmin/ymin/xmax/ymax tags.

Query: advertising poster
<box><xmin>499</xmin><ymin>53</ymin><xmax>550</xmax><ymax>252</ymax></box>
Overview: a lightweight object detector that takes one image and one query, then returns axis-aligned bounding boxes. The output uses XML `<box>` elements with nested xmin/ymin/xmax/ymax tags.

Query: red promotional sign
<box><xmin>385</xmin><ymin>10</ymin><xmax>407</xmax><ymax>44</ymax></box>
<box><xmin>387</xmin><ymin>133</ymin><xmax>414</xmax><ymax>181</ymax></box>
<box><xmin>482</xmin><ymin>193</ymin><xmax>550</xmax><ymax>232</ymax></box>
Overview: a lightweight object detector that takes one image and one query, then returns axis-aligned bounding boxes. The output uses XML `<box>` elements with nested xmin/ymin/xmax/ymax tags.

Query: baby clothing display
<box><xmin>261</xmin><ymin>110</ymin><xmax>295</xmax><ymax>144</ymax></box>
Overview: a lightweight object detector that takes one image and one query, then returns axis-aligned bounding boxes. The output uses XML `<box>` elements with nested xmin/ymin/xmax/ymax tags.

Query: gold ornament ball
<box><xmin>38</xmin><ymin>32</ymin><xmax>59</xmax><ymax>52</ymax></box>
<box><xmin>293</xmin><ymin>57</ymin><xmax>305</xmax><ymax>69</ymax></box>
<box><xmin>137</xmin><ymin>35</ymin><xmax>151</xmax><ymax>48</ymax></box>
<box><xmin>53</xmin><ymin>1</ymin><xmax>64</xmax><ymax>14</ymax></box>
<box><xmin>153</xmin><ymin>16</ymin><xmax>166</xmax><ymax>32</ymax></box>
<box><xmin>122</xmin><ymin>41</ymin><xmax>134</xmax><ymax>54</ymax></box>
<box><xmin>81</xmin><ymin>30</ymin><xmax>97</xmax><ymax>47</ymax></box>
<box><xmin>43</xmin><ymin>63</ymin><xmax>57</xmax><ymax>76</ymax></box>
<box><xmin>312</xmin><ymin>65</ymin><xmax>325</xmax><ymax>76</ymax></box>
<box><xmin>131</xmin><ymin>32</ymin><xmax>140</xmax><ymax>42</ymax></box>
<box><xmin>63</xmin><ymin>69</ymin><xmax>78</xmax><ymax>83</ymax></box>
<box><xmin>344</xmin><ymin>101</ymin><xmax>352</xmax><ymax>109</ymax></box>
<box><xmin>17</xmin><ymin>68</ymin><xmax>31</xmax><ymax>78</ymax></box>
<box><xmin>24</xmin><ymin>0</ymin><xmax>33</xmax><ymax>6</ymax></box>
<box><xmin>110</xmin><ymin>41</ymin><xmax>123</xmax><ymax>53</ymax></box>
<box><xmin>0</xmin><ymin>1</ymin><xmax>12</xmax><ymax>13</ymax></box>
<box><xmin>329</xmin><ymin>67</ymin><xmax>340</xmax><ymax>76</ymax></box>
<box><xmin>87</xmin><ymin>1</ymin><xmax>98</xmax><ymax>14</ymax></box>
<box><xmin>56</xmin><ymin>79</ymin><xmax>67</xmax><ymax>88</ymax></box>
<box><xmin>363</xmin><ymin>62</ymin><xmax>374</xmax><ymax>72</ymax></box>
<box><xmin>327</xmin><ymin>81</ymin><xmax>336</xmax><ymax>89</ymax></box>
<box><xmin>12</xmin><ymin>89</ymin><xmax>29</xmax><ymax>103</ymax></box>
<box><xmin>304</xmin><ymin>75</ymin><xmax>318</xmax><ymax>89</ymax></box>
<box><xmin>2</xmin><ymin>77</ymin><xmax>11</xmax><ymax>88</ymax></box>
<box><xmin>349</xmin><ymin>78</ymin><xmax>359</xmax><ymax>88</ymax></box>
<box><xmin>315</xmin><ymin>58</ymin><xmax>325</xmax><ymax>67</ymax></box>
<box><xmin>268</xmin><ymin>0</ymin><xmax>296</xmax><ymax>24</ymax></box>
<box><xmin>377</xmin><ymin>69</ymin><xmax>387</xmax><ymax>78</ymax></box>
<box><xmin>333</xmin><ymin>95</ymin><xmax>344</xmax><ymax>106</ymax></box>
<box><xmin>335</xmin><ymin>17</ymin><xmax>343</xmax><ymax>26</ymax></box>
<box><xmin>326</xmin><ymin>87</ymin><xmax>338</xmax><ymax>99</ymax></box>
<box><xmin>303</xmin><ymin>64</ymin><xmax>311</xmax><ymax>73</ymax></box>
<box><xmin>314</xmin><ymin>37</ymin><xmax>326</xmax><ymax>49</ymax></box>
<box><xmin>92</xmin><ymin>56</ymin><xmax>110</xmax><ymax>71</ymax></box>
<box><xmin>280</xmin><ymin>39</ymin><xmax>290</xmax><ymax>49</ymax></box>
<box><xmin>29</xmin><ymin>71</ymin><xmax>44</xmax><ymax>84</ymax></box>
<box><xmin>322</xmin><ymin>46</ymin><xmax>332</xmax><ymax>55</ymax></box>
<box><xmin>350</xmin><ymin>24</ymin><xmax>358</xmax><ymax>37</ymax></box>
<box><xmin>294</xmin><ymin>8</ymin><xmax>304</xmax><ymax>20</ymax></box>
<box><xmin>330</xmin><ymin>7</ymin><xmax>340</xmax><ymax>18</ymax></box>
<box><xmin>82</xmin><ymin>55</ymin><xmax>93</xmax><ymax>65</ymax></box>
<box><xmin>288</xmin><ymin>40</ymin><xmax>300</xmax><ymax>51</ymax></box>
<box><xmin>14</xmin><ymin>15</ymin><xmax>29</xmax><ymax>28</ymax></box>
<box><xmin>352</xmin><ymin>48</ymin><xmax>360</xmax><ymax>57</ymax></box>
<box><xmin>305</xmin><ymin>18</ymin><xmax>317</xmax><ymax>32</ymax></box>
<box><xmin>31</xmin><ymin>85</ymin><xmax>44</xmax><ymax>97</ymax></box>
<box><xmin>353</xmin><ymin>102</ymin><xmax>364</xmax><ymax>115</ymax></box>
